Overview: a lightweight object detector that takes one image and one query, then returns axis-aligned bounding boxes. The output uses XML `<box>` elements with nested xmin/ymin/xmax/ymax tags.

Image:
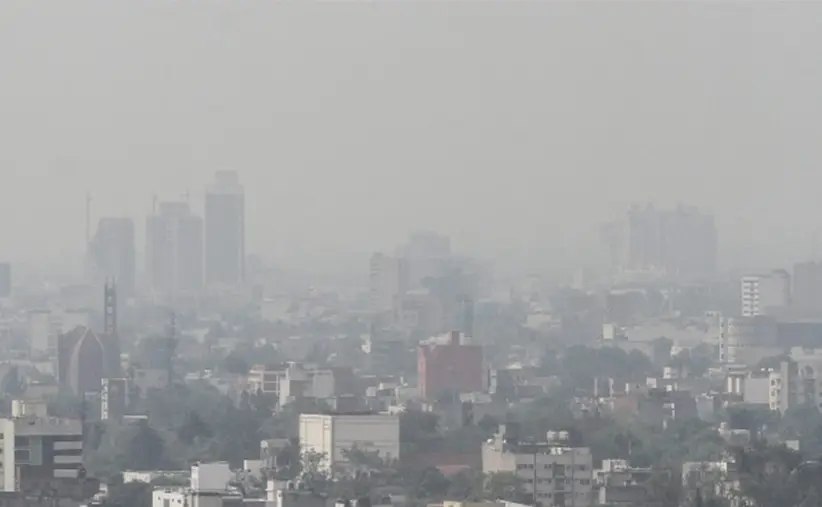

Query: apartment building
<box><xmin>482</xmin><ymin>425</ymin><xmax>593</xmax><ymax>507</ymax></box>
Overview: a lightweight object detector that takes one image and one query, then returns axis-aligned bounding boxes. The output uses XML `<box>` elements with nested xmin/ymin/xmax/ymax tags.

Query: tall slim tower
<box><xmin>204</xmin><ymin>171</ymin><xmax>245</xmax><ymax>287</ymax></box>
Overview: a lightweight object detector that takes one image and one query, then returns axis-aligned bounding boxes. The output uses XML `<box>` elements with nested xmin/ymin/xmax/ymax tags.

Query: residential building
<box><xmin>418</xmin><ymin>331</ymin><xmax>483</xmax><ymax>400</ymax></box>
<box><xmin>87</xmin><ymin>217</ymin><xmax>135</xmax><ymax>297</ymax></box>
<box><xmin>482</xmin><ymin>424</ymin><xmax>593</xmax><ymax>507</ymax></box>
<box><xmin>741</xmin><ymin>270</ymin><xmax>791</xmax><ymax>317</ymax></box>
<box><xmin>246</xmin><ymin>363</ymin><xmax>348</xmax><ymax>406</ymax></box>
<box><xmin>146</xmin><ymin>201</ymin><xmax>204</xmax><ymax>297</ymax></box>
<box><xmin>0</xmin><ymin>407</ymin><xmax>84</xmax><ymax>493</ymax></box>
<box><xmin>205</xmin><ymin>171</ymin><xmax>245</xmax><ymax>287</ymax></box>
<box><xmin>298</xmin><ymin>412</ymin><xmax>400</xmax><ymax>473</ymax></box>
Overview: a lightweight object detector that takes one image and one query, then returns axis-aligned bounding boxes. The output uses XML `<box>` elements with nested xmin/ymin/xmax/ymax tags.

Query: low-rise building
<box><xmin>298</xmin><ymin>412</ymin><xmax>400</xmax><ymax>473</ymax></box>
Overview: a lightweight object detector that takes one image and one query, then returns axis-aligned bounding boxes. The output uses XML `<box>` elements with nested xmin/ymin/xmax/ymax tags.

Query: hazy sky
<box><xmin>2</xmin><ymin>2</ymin><xmax>822</xmax><ymax>272</ymax></box>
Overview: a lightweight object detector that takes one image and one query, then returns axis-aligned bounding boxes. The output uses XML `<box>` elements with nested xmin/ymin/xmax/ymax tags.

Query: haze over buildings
<box><xmin>3</xmin><ymin>3</ymin><xmax>822</xmax><ymax>273</ymax></box>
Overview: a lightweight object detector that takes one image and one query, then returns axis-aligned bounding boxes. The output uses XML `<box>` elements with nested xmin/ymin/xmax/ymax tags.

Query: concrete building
<box><xmin>88</xmin><ymin>217</ymin><xmax>136</xmax><ymax>297</ymax></box>
<box><xmin>205</xmin><ymin>171</ymin><xmax>245</xmax><ymax>287</ymax></box>
<box><xmin>482</xmin><ymin>425</ymin><xmax>593</xmax><ymax>507</ymax></box>
<box><xmin>298</xmin><ymin>412</ymin><xmax>400</xmax><ymax>473</ymax></box>
<box><xmin>0</xmin><ymin>408</ymin><xmax>84</xmax><ymax>493</ymax></box>
<box><xmin>246</xmin><ymin>363</ymin><xmax>347</xmax><ymax>406</ymax></box>
<box><xmin>191</xmin><ymin>462</ymin><xmax>232</xmax><ymax>493</ymax></box>
<box><xmin>418</xmin><ymin>331</ymin><xmax>483</xmax><ymax>400</ymax></box>
<box><xmin>146</xmin><ymin>201</ymin><xmax>204</xmax><ymax>297</ymax></box>
<box><xmin>741</xmin><ymin>270</ymin><xmax>791</xmax><ymax>317</ymax></box>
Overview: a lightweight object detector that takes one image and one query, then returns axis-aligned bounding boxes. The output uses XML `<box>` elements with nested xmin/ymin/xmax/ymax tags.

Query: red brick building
<box><xmin>418</xmin><ymin>331</ymin><xmax>483</xmax><ymax>400</ymax></box>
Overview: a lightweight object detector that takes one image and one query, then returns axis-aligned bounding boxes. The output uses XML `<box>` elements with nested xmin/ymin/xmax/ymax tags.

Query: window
<box><xmin>14</xmin><ymin>449</ymin><xmax>30</xmax><ymax>463</ymax></box>
<box><xmin>164</xmin><ymin>500</ymin><xmax>170</xmax><ymax>507</ymax></box>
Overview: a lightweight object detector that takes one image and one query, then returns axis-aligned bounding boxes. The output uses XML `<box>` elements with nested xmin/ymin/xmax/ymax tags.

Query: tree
<box><xmin>222</xmin><ymin>352</ymin><xmax>250</xmax><ymax>375</ymax></box>
<box><xmin>117</xmin><ymin>420</ymin><xmax>166</xmax><ymax>471</ymax></box>
<box><xmin>484</xmin><ymin>472</ymin><xmax>526</xmax><ymax>503</ymax></box>
<box><xmin>177</xmin><ymin>411</ymin><xmax>213</xmax><ymax>445</ymax></box>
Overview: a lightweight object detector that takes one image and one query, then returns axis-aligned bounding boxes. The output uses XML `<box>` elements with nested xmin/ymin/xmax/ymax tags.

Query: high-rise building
<box><xmin>741</xmin><ymin>270</ymin><xmax>791</xmax><ymax>317</ymax></box>
<box><xmin>205</xmin><ymin>171</ymin><xmax>245</xmax><ymax>287</ymax></box>
<box><xmin>146</xmin><ymin>201</ymin><xmax>204</xmax><ymax>296</ymax></box>
<box><xmin>369</xmin><ymin>253</ymin><xmax>408</xmax><ymax>315</ymax></box>
<box><xmin>607</xmin><ymin>204</ymin><xmax>717</xmax><ymax>279</ymax></box>
<box><xmin>0</xmin><ymin>263</ymin><xmax>10</xmax><ymax>298</ymax></box>
<box><xmin>88</xmin><ymin>217</ymin><xmax>135</xmax><ymax>297</ymax></box>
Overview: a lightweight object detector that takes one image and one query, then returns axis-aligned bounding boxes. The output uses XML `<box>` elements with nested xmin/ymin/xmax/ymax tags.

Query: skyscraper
<box><xmin>88</xmin><ymin>217</ymin><xmax>135</xmax><ymax>297</ymax></box>
<box><xmin>146</xmin><ymin>201</ymin><xmax>204</xmax><ymax>296</ymax></box>
<box><xmin>205</xmin><ymin>171</ymin><xmax>245</xmax><ymax>286</ymax></box>
<box><xmin>606</xmin><ymin>204</ymin><xmax>717</xmax><ymax>279</ymax></box>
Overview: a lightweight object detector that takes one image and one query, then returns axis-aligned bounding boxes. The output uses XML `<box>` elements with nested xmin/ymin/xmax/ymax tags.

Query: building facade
<box><xmin>0</xmin><ymin>412</ymin><xmax>84</xmax><ymax>493</ymax></box>
<box><xmin>482</xmin><ymin>425</ymin><xmax>593</xmax><ymax>507</ymax></box>
<box><xmin>418</xmin><ymin>331</ymin><xmax>483</xmax><ymax>400</ymax></box>
<box><xmin>205</xmin><ymin>171</ymin><xmax>245</xmax><ymax>287</ymax></box>
<box><xmin>741</xmin><ymin>270</ymin><xmax>791</xmax><ymax>317</ymax></box>
<box><xmin>298</xmin><ymin>412</ymin><xmax>400</xmax><ymax>473</ymax></box>
<box><xmin>146</xmin><ymin>201</ymin><xmax>204</xmax><ymax>297</ymax></box>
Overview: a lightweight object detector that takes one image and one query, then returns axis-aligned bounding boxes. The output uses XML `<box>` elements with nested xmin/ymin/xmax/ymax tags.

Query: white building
<box><xmin>247</xmin><ymin>363</ymin><xmax>337</xmax><ymax>406</ymax></box>
<box><xmin>0</xmin><ymin>409</ymin><xmax>83</xmax><ymax>492</ymax></box>
<box><xmin>741</xmin><ymin>270</ymin><xmax>790</xmax><ymax>317</ymax></box>
<box><xmin>298</xmin><ymin>412</ymin><xmax>400</xmax><ymax>473</ymax></box>
<box><xmin>482</xmin><ymin>426</ymin><xmax>593</xmax><ymax>507</ymax></box>
<box><xmin>190</xmin><ymin>462</ymin><xmax>232</xmax><ymax>492</ymax></box>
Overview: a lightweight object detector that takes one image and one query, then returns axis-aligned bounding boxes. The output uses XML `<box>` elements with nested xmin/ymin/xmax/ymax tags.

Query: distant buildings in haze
<box><xmin>602</xmin><ymin>204</ymin><xmax>717</xmax><ymax>280</ymax></box>
<box><xmin>205</xmin><ymin>170</ymin><xmax>245</xmax><ymax>287</ymax></box>
<box><xmin>146</xmin><ymin>201</ymin><xmax>204</xmax><ymax>297</ymax></box>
